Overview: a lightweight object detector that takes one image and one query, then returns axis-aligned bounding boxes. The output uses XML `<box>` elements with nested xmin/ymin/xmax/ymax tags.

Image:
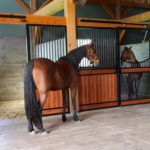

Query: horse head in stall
<box><xmin>121</xmin><ymin>46</ymin><xmax>137</xmax><ymax>64</ymax></box>
<box><xmin>24</xmin><ymin>42</ymin><xmax>99</xmax><ymax>134</ymax></box>
<box><xmin>120</xmin><ymin>46</ymin><xmax>142</xmax><ymax>100</ymax></box>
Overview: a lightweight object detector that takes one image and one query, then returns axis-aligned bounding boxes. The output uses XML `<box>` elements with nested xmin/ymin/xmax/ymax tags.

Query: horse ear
<box><xmin>129</xmin><ymin>46</ymin><xmax>132</xmax><ymax>50</ymax></box>
<box><xmin>88</xmin><ymin>41</ymin><xmax>93</xmax><ymax>47</ymax></box>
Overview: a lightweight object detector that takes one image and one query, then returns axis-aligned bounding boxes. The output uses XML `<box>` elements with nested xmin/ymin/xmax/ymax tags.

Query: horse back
<box><xmin>128</xmin><ymin>72</ymin><xmax>142</xmax><ymax>81</ymax></box>
<box><xmin>32</xmin><ymin>58</ymin><xmax>79</xmax><ymax>92</ymax></box>
<box><xmin>32</xmin><ymin>58</ymin><xmax>56</xmax><ymax>93</ymax></box>
<box><xmin>51</xmin><ymin>60</ymin><xmax>79</xmax><ymax>90</ymax></box>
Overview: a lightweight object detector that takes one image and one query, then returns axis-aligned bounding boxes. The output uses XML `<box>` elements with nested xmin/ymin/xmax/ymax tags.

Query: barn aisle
<box><xmin>1</xmin><ymin>104</ymin><xmax>150</xmax><ymax>150</ymax></box>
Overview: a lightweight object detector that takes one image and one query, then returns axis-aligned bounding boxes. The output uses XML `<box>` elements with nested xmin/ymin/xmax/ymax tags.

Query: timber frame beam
<box><xmin>33</xmin><ymin>0</ymin><xmax>64</xmax><ymax>16</ymax></box>
<box><xmin>122</xmin><ymin>11</ymin><xmax>150</xmax><ymax>22</ymax></box>
<box><xmin>0</xmin><ymin>13</ymin><xmax>66</xmax><ymax>25</ymax></box>
<box><xmin>102</xmin><ymin>5</ymin><xmax>116</xmax><ymax>19</ymax></box>
<box><xmin>0</xmin><ymin>13</ymin><xmax>150</xmax><ymax>28</ymax></box>
<box><xmin>15</xmin><ymin>0</ymin><xmax>32</xmax><ymax>14</ymax></box>
<box><xmin>87</xmin><ymin>0</ymin><xmax>150</xmax><ymax>9</ymax></box>
<box><xmin>76</xmin><ymin>18</ymin><xmax>150</xmax><ymax>28</ymax></box>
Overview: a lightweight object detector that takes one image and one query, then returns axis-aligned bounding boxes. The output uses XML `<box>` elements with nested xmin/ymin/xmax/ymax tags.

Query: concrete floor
<box><xmin>1</xmin><ymin>104</ymin><xmax>150</xmax><ymax>150</ymax></box>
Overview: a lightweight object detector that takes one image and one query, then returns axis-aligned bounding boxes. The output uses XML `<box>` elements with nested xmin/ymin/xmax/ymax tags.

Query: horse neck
<box><xmin>65</xmin><ymin>46</ymin><xmax>86</xmax><ymax>68</ymax></box>
<box><xmin>129</xmin><ymin>52</ymin><xmax>138</xmax><ymax>63</ymax></box>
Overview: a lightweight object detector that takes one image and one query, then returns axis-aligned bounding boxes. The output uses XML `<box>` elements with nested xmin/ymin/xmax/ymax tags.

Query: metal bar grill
<box><xmin>27</xmin><ymin>25</ymin><xmax>67</xmax><ymax>61</ymax></box>
<box><xmin>26</xmin><ymin>24</ymin><xmax>68</xmax><ymax>116</ymax></box>
<box><xmin>120</xmin><ymin>29</ymin><xmax>150</xmax><ymax>69</ymax></box>
<box><xmin>76</xmin><ymin>27</ymin><xmax>117</xmax><ymax>70</ymax></box>
<box><xmin>121</xmin><ymin>59</ymin><xmax>150</xmax><ymax>68</ymax></box>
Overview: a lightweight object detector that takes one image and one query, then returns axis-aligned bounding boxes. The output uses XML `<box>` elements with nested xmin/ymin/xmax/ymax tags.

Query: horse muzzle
<box><xmin>94</xmin><ymin>59</ymin><xmax>100</xmax><ymax>66</ymax></box>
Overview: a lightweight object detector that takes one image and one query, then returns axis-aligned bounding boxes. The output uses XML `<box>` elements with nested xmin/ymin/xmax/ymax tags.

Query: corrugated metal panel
<box><xmin>28</xmin><ymin>25</ymin><xmax>67</xmax><ymax>61</ymax></box>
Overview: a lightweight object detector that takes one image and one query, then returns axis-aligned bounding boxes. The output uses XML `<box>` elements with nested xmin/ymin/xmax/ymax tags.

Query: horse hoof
<box><xmin>29</xmin><ymin>131</ymin><xmax>35</xmax><ymax>135</ymax></box>
<box><xmin>74</xmin><ymin>117</ymin><xmax>80</xmax><ymax>121</ymax></box>
<box><xmin>41</xmin><ymin>131</ymin><xmax>48</xmax><ymax>135</ymax></box>
<box><xmin>62</xmin><ymin>117</ymin><xmax>68</xmax><ymax>122</ymax></box>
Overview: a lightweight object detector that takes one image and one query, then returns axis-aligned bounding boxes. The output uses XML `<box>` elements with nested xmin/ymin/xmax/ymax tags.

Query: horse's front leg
<box><xmin>71</xmin><ymin>85</ymin><xmax>79</xmax><ymax>121</ymax></box>
<box><xmin>62</xmin><ymin>89</ymin><xmax>68</xmax><ymax>122</ymax></box>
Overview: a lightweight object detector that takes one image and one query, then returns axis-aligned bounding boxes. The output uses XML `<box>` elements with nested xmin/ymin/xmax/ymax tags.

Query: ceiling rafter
<box><xmin>30</xmin><ymin>0</ymin><xmax>37</xmax><ymax>13</ymax></box>
<box><xmin>121</xmin><ymin>6</ymin><xmax>132</xmax><ymax>19</ymax></box>
<box><xmin>102</xmin><ymin>5</ymin><xmax>116</xmax><ymax>19</ymax></box>
<box><xmin>16</xmin><ymin>0</ymin><xmax>87</xmax><ymax>16</ymax></box>
<box><xmin>87</xmin><ymin>0</ymin><xmax>150</xmax><ymax>9</ymax></box>
<box><xmin>15</xmin><ymin>0</ymin><xmax>32</xmax><ymax>14</ymax></box>
<box><xmin>122</xmin><ymin>11</ymin><xmax>150</xmax><ymax>22</ymax></box>
<box><xmin>39</xmin><ymin>0</ymin><xmax>53</xmax><ymax>9</ymax></box>
<box><xmin>33</xmin><ymin>0</ymin><xmax>64</xmax><ymax>16</ymax></box>
<box><xmin>116</xmin><ymin>0</ymin><xmax>121</xmax><ymax>19</ymax></box>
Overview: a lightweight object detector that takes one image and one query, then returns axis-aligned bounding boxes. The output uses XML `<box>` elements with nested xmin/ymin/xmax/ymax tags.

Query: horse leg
<box><xmin>37</xmin><ymin>92</ymin><xmax>48</xmax><ymax>132</ymax></box>
<box><xmin>127</xmin><ymin>78</ymin><xmax>133</xmax><ymax>99</ymax></box>
<box><xmin>131</xmin><ymin>82</ymin><xmax>134</xmax><ymax>95</ymax></box>
<box><xmin>28</xmin><ymin>118</ymin><xmax>34</xmax><ymax>133</ymax></box>
<box><xmin>62</xmin><ymin>89</ymin><xmax>68</xmax><ymax>122</ymax></box>
<box><xmin>71</xmin><ymin>85</ymin><xmax>79</xmax><ymax>121</ymax></box>
<box><xmin>135</xmin><ymin>79</ymin><xmax>140</xmax><ymax>98</ymax></box>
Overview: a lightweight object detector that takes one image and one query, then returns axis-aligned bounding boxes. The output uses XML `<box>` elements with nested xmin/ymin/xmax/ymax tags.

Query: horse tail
<box><xmin>24</xmin><ymin>60</ymin><xmax>42</xmax><ymax>128</ymax></box>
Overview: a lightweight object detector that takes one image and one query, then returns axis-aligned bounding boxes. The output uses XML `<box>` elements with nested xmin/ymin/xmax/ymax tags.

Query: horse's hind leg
<box><xmin>127</xmin><ymin>78</ymin><xmax>133</xmax><ymax>99</ymax></box>
<box><xmin>71</xmin><ymin>85</ymin><xmax>79</xmax><ymax>121</ymax></box>
<box><xmin>62</xmin><ymin>89</ymin><xmax>68</xmax><ymax>122</ymax></box>
<box><xmin>28</xmin><ymin>119</ymin><xmax>34</xmax><ymax>133</ymax></box>
<box><xmin>135</xmin><ymin>79</ymin><xmax>140</xmax><ymax>98</ymax></box>
<box><xmin>131</xmin><ymin>82</ymin><xmax>134</xmax><ymax>95</ymax></box>
<box><xmin>38</xmin><ymin>93</ymin><xmax>48</xmax><ymax>132</ymax></box>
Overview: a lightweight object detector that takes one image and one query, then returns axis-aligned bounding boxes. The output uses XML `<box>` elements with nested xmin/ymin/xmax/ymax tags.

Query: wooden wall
<box><xmin>78</xmin><ymin>70</ymin><xmax>118</xmax><ymax>111</ymax></box>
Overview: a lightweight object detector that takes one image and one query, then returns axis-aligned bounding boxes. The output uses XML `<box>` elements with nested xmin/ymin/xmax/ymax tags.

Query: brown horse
<box><xmin>121</xmin><ymin>46</ymin><xmax>142</xmax><ymax>99</ymax></box>
<box><xmin>24</xmin><ymin>42</ymin><xmax>99</xmax><ymax>134</ymax></box>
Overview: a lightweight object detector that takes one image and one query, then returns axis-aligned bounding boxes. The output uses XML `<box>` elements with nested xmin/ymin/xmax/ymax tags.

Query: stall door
<box><xmin>119</xmin><ymin>28</ymin><xmax>150</xmax><ymax>106</ymax></box>
<box><xmin>26</xmin><ymin>25</ymin><xmax>69</xmax><ymax>115</ymax></box>
<box><xmin>76</xmin><ymin>27</ymin><xmax>118</xmax><ymax>111</ymax></box>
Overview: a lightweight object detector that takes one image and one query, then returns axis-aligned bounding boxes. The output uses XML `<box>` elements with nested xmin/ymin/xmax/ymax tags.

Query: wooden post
<box><xmin>64</xmin><ymin>0</ymin><xmax>79</xmax><ymax>112</ymax></box>
<box><xmin>116</xmin><ymin>0</ymin><xmax>121</xmax><ymax>19</ymax></box>
<box><xmin>64</xmin><ymin>0</ymin><xmax>76</xmax><ymax>51</ymax></box>
<box><xmin>30</xmin><ymin>0</ymin><xmax>37</xmax><ymax>58</ymax></box>
<box><xmin>119</xmin><ymin>30</ymin><xmax>127</xmax><ymax>44</ymax></box>
<box><xmin>30</xmin><ymin>0</ymin><xmax>37</xmax><ymax>13</ymax></box>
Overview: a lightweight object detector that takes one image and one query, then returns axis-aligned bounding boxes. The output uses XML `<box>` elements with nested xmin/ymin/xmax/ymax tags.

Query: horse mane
<box><xmin>59</xmin><ymin>45</ymin><xmax>86</xmax><ymax>68</ymax></box>
<box><xmin>130</xmin><ymin>50</ymin><xmax>138</xmax><ymax>62</ymax></box>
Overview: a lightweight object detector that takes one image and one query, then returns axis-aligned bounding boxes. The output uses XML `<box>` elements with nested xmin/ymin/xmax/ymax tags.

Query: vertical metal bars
<box><xmin>76</xmin><ymin>27</ymin><xmax>117</xmax><ymax>70</ymax></box>
<box><xmin>27</xmin><ymin>25</ymin><xmax>67</xmax><ymax>61</ymax></box>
